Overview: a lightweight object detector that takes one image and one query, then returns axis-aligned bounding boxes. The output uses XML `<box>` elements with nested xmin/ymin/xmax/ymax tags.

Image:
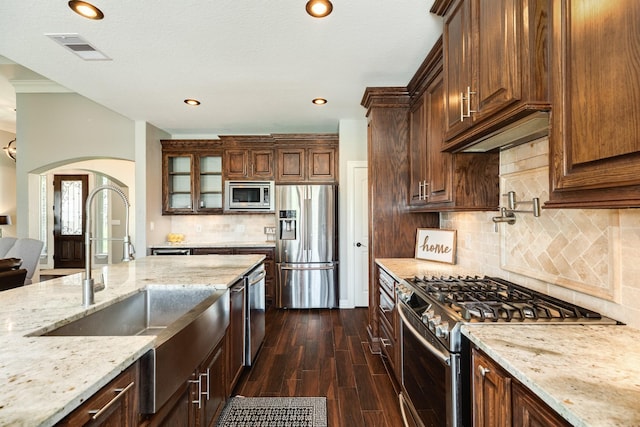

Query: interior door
<box><xmin>349</xmin><ymin>162</ymin><xmax>369</xmax><ymax>307</ymax></box>
<box><xmin>53</xmin><ymin>175</ymin><xmax>88</xmax><ymax>268</ymax></box>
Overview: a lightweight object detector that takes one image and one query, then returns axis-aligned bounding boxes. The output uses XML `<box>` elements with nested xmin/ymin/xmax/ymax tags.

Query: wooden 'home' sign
<box><xmin>415</xmin><ymin>228</ymin><xmax>457</xmax><ymax>264</ymax></box>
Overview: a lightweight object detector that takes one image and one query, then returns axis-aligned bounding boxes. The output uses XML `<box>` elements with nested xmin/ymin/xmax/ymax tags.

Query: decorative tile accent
<box><xmin>500</xmin><ymin>167</ymin><xmax>619</xmax><ymax>301</ymax></box>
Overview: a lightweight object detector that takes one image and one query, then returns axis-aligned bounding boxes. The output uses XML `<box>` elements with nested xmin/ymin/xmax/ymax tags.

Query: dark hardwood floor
<box><xmin>233</xmin><ymin>307</ymin><xmax>403</xmax><ymax>427</ymax></box>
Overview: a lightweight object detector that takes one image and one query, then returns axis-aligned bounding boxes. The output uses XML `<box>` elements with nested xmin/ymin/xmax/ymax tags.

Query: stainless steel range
<box><xmin>396</xmin><ymin>275</ymin><xmax>618</xmax><ymax>427</ymax></box>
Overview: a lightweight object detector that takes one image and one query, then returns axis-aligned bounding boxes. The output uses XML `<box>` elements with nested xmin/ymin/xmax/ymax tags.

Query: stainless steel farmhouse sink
<box><xmin>42</xmin><ymin>286</ymin><xmax>220</xmax><ymax>337</ymax></box>
<box><xmin>35</xmin><ymin>286</ymin><xmax>230</xmax><ymax>414</ymax></box>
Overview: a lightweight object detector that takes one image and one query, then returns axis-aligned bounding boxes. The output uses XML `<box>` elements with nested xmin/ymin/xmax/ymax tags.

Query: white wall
<box><xmin>137</xmin><ymin>121</ymin><xmax>171</xmax><ymax>256</ymax></box>
<box><xmin>0</xmin><ymin>129</ymin><xmax>16</xmax><ymax>237</ymax></box>
<box><xmin>338</xmin><ymin>118</ymin><xmax>368</xmax><ymax>307</ymax></box>
<box><xmin>15</xmin><ymin>92</ymin><xmax>135</xmax><ymax>238</ymax></box>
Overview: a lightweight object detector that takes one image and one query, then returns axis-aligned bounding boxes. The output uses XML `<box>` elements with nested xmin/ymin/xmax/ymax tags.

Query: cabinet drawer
<box><xmin>378</xmin><ymin>268</ymin><xmax>396</xmax><ymax>296</ymax></box>
<box><xmin>379</xmin><ymin>288</ymin><xmax>395</xmax><ymax>331</ymax></box>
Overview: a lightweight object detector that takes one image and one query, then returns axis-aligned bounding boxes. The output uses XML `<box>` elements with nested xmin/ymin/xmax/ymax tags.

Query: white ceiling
<box><xmin>0</xmin><ymin>1</ymin><xmax>442</xmax><ymax>137</ymax></box>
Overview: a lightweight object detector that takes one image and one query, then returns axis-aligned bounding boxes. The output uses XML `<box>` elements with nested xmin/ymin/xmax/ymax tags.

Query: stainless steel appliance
<box><xmin>275</xmin><ymin>184</ymin><xmax>338</xmax><ymax>309</ymax></box>
<box><xmin>224</xmin><ymin>180</ymin><xmax>274</xmax><ymax>212</ymax></box>
<box><xmin>245</xmin><ymin>263</ymin><xmax>266</xmax><ymax>366</ymax></box>
<box><xmin>396</xmin><ymin>275</ymin><xmax>619</xmax><ymax>427</ymax></box>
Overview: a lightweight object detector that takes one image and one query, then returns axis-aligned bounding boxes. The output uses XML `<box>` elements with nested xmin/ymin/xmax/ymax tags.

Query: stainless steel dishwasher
<box><xmin>245</xmin><ymin>263</ymin><xmax>266</xmax><ymax>366</ymax></box>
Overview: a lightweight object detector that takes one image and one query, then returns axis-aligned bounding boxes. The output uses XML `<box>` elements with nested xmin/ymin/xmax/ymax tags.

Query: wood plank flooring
<box><xmin>233</xmin><ymin>308</ymin><xmax>403</xmax><ymax>427</ymax></box>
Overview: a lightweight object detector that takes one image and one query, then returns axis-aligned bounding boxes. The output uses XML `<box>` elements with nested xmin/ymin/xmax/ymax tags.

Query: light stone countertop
<box><xmin>462</xmin><ymin>324</ymin><xmax>640</xmax><ymax>427</ymax></box>
<box><xmin>376</xmin><ymin>258</ymin><xmax>640</xmax><ymax>427</ymax></box>
<box><xmin>0</xmin><ymin>254</ymin><xmax>264</xmax><ymax>427</ymax></box>
<box><xmin>149</xmin><ymin>241</ymin><xmax>275</xmax><ymax>249</ymax></box>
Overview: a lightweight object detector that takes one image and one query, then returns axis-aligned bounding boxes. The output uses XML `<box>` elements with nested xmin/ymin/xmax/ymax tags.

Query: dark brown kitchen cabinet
<box><xmin>377</xmin><ymin>267</ymin><xmax>400</xmax><ymax>382</ymax></box>
<box><xmin>226</xmin><ymin>279</ymin><xmax>245</xmax><ymax>395</ymax></box>
<box><xmin>197</xmin><ymin>341</ymin><xmax>226</xmax><ymax>427</ymax></box>
<box><xmin>141</xmin><ymin>340</ymin><xmax>226</xmax><ymax>427</ymax></box>
<box><xmin>434</xmin><ymin>0</ymin><xmax>550</xmax><ymax>152</ymax></box>
<box><xmin>408</xmin><ymin>38</ymin><xmax>499</xmax><ymax>211</ymax></box>
<box><xmin>472</xmin><ymin>347</ymin><xmax>571</xmax><ymax>427</ymax></box>
<box><xmin>162</xmin><ymin>141</ymin><xmax>224</xmax><ymax>215</ymax></box>
<box><xmin>546</xmin><ymin>0</ymin><xmax>640</xmax><ymax>208</ymax></box>
<box><xmin>224</xmin><ymin>148</ymin><xmax>274</xmax><ymax>180</ymax></box>
<box><xmin>273</xmin><ymin>134</ymin><xmax>338</xmax><ymax>184</ymax></box>
<box><xmin>361</xmin><ymin>87</ymin><xmax>439</xmax><ymax>357</ymax></box>
<box><xmin>57</xmin><ymin>363</ymin><xmax>139</xmax><ymax>427</ymax></box>
<box><xmin>472</xmin><ymin>348</ymin><xmax>512</xmax><ymax>427</ymax></box>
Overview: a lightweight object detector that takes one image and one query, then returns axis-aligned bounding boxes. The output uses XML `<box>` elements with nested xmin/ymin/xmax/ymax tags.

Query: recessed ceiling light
<box><xmin>184</xmin><ymin>99</ymin><xmax>201</xmax><ymax>106</ymax></box>
<box><xmin>306</xmin><ymin>0</ymin><xmax>333</xmax><ymax>18</ymax></box>
<box><xmin>68</xmin><ymin>1</ymin><xmax>104</xmax><ymax>20</ymax></box>
<box><xmin>312</xmin><ymin>98</ymin><xmax>327</xmax><ymax>105</ymax></box>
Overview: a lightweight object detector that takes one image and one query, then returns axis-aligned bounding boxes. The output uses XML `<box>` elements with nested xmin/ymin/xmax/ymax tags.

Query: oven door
<box><xmin>398</xmin><ymin>302</ymin><xmax>461</xmax><ymax>427</ymax></box>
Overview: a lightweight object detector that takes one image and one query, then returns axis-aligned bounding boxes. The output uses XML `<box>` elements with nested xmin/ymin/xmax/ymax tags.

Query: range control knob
<box><xmin>421</xmin><ymin>309</ymin><xmax>435</xmax><ymax>325</ymax></box>
<box><xmin>435</xmin><ymin>321</ymin><xmax>450</xmax><ymax>339</ymax></box>
<box><xmin>428</xmin><ymin>315</ymin><xmax>441</xmax><ymax>331</ymax></box>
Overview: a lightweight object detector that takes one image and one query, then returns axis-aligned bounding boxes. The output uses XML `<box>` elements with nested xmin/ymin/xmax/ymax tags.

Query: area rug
<box><xmin>216</xmin><ymin>396</ymin><xmax>327</xmax><ymax>427</ymax></box>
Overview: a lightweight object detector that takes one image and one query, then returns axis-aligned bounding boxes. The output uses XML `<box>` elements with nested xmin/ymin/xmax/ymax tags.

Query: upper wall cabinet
<box><xmin>219</xmin><ymin>135</ymin><xmax>275</xmax><ymax>180</ymax></box>
<box><xmin>546</xmin><ymin>0</ymin><xmax>640</xmax><ymax>208</ymax></box>
<box><xmin>434</xmin><ymin>0</ymin><xmax>551</xmax><ymax>152</ymax></box>
<box><xmin>162</xmin><ymin>140</ymin><xmax>224</xmax><ymax>215</ymax></box>
<box><xmin>408</xmin><ymin>38</ymin><xmax>499</xmax><ymax>211</ymax></box>
<box><xmin>273</xmin><ymin>134</ymin><xmax>338</xmax><ymax>184</ymax></box>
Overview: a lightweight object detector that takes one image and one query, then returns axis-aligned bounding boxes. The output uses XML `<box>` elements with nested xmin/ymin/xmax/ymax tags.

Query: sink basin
<box><xmin>43</xmin><ymin>286</ymin><xmax>219</xmax><ymax>337</ymax></box>
<box><xmin>37</xmin><ymin>286</ymin><xmax>230</xmax><ymax>414</ymax></box>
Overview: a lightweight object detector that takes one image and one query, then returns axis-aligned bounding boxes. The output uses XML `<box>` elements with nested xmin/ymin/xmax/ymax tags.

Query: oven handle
<box><xmin>398</xmin><ymin>303</ymin><xmax>451</xmax><ymax>366</ymax></box>
<box><xmin>398</xmin><ymin>392</ymin><xmax>411</xmax><ymax>427</ymax></box>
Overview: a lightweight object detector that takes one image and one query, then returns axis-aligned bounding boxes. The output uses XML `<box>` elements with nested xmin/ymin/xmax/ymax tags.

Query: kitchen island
<box><xmin>0</xmin><ymin>254</ymin><xmax>264</xmax><ymax>427</ymax></box>
<box><xmin>376</xmin><ymin>258</ymin><xmax>640</xmax><ymax>427</ymax></box>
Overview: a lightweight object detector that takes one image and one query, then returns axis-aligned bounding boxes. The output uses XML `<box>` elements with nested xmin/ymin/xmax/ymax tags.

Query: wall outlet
<box><xmin>196</xmin><ymin>224</ymin><xmax>202</xmax><ymax>233</ymax></box>
<box><xmin>264</xmin><ymin>226</ymin><xmax>276</xmax><ymax>234</ymax></box>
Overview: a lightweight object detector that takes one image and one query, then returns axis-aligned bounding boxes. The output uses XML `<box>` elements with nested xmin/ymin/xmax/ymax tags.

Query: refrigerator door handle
<box><xmin>280</xmin><ymin>265</ymin><xmax>335</xmax><ymax>271</ymax></box>
<box><xmin>305</xmin><ymin>196</ymin><xmax>312</xmax><ymax>258</ymax></box>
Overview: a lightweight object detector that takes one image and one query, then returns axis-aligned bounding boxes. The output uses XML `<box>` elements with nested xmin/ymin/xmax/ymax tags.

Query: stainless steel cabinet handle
<box><xmin>381</xmin><ymin>338</ymin><xmax>392</xmax><ymax>347</ymax></box>
<box><xmin>479</xmin><ymin>365</ymin><xmax>490</xmax><ymax>377</ymax></box>
<box><xmin>202</xmin><ymin>368</ymin><xmax>210</xmax><ymax>401</ymax></box>
<box><xmin>189</xmin><ymin>375</ymin><xmax>203</xmax><ymax>408</ymax></box>
<box><xmin>460</xmin><ymin>86</ymin><xmax>477</xmax><ymax>120</ymax></box>
<box><xmin>380</xmin><ymin>306</ymin><xmax>391</xmax><ymax>313</ymax></box>
<box><xmin>88</xmin><ymin>381</ymin><xmax>134</xmax><ymax>420</ymax></box>
<box><xmin>231</xmin><ymin>285</ymin><xmax>245</xmax><ymax>293</ymax></box>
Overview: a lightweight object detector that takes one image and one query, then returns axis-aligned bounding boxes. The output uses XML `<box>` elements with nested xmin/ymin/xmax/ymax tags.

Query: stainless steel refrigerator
<box><xmin>275</xmin><ymin>184</ymin><xmax>338</xmax><ymax>308</ymax></box>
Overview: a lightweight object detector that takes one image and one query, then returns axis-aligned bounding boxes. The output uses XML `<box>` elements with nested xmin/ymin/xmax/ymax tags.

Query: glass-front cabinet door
<box><xmin>197</xmin><ymin>154</ymin><xmax>223</xmax><ymax>212</ymax></box>
<box><xmin>164</xmin><ymin>154</ymin><xmax>194</xmax><ymax>214</ymax></box>
<box><xmin>163</xmin><ymin>150</ymin><xmax>223</xmax><ymax>214</ymax></box>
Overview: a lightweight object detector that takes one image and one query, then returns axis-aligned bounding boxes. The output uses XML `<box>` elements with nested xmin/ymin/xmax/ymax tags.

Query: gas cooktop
<box><xmin>405</xmin><ymin>275</ymin><xmax>611</xmax><ymax>323</ymax></box>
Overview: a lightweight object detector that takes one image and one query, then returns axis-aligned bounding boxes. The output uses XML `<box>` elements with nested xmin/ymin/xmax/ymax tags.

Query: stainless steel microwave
<box><xmin>224</xmin><ymin>181</ymin><xmax>275</xmax><ymax>212</ymax></box>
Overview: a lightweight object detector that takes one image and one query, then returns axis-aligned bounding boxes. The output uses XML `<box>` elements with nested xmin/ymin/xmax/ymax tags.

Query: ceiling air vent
<box><xmin>45</xmin><ymin>33</ymin><xmax>111</xmax><ymax>61</ymax></box>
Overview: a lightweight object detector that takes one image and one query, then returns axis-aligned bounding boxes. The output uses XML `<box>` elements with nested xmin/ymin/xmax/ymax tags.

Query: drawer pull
<box><xmin>88</xmin><ymin>381</ymin><xmax>134</xmax><ymax>420</ymax></box>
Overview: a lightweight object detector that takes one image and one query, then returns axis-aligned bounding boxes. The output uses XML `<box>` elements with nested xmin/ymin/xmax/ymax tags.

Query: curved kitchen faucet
<box><xmin>83</xmin><ymin>185</ymin><xmax>135</xmax><ymax>306</ymax></box>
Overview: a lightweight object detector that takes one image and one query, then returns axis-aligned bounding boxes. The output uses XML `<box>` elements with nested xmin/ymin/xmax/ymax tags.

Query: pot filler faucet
<box><xmin>83</xmin><ymin>185</ymin><xmax>135</xmax><ymax>307</ymax></box>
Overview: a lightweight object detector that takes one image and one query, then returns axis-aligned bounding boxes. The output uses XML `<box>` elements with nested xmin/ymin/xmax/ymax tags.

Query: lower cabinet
<box><xmin>472</xmin><ymin>347</ymin><xmax>571</xmax><ymax>427</ymax></box>
<box><xmin>57</xmin><ymin>363</ymin><xmax>139</xmax><ymax>427</ymax></box>
<box><xmin>141</xmin><ymin>340</ymin><xmax>226</xmax><ymax>427</ymax></box>
<box><xmin>377</xmin><ymin>267</ymin><xmax>400</xmax><ymax>382</ymax></box>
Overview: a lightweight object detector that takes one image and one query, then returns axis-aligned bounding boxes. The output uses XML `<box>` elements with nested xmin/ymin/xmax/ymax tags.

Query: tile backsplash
<box><xmin>169</xmin><ymin>214</ymin><xmax>276</xmax><ymax>243</ymax></box>
<box><xmin>441</xmin><ymin>137</ymin><xmax>640</xmax><ymax>329</ymax></box>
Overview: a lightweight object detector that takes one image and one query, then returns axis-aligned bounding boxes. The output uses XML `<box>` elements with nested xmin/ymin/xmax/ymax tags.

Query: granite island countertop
<box><xmin>376</xmin><ymin>258</ymin><xmax>640</xmax><ymax>427</ymax></box>
<box><xmin>0</xmin><ymin>254</ymin><xmax>264</xmax><ymax>427</ymax></box>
